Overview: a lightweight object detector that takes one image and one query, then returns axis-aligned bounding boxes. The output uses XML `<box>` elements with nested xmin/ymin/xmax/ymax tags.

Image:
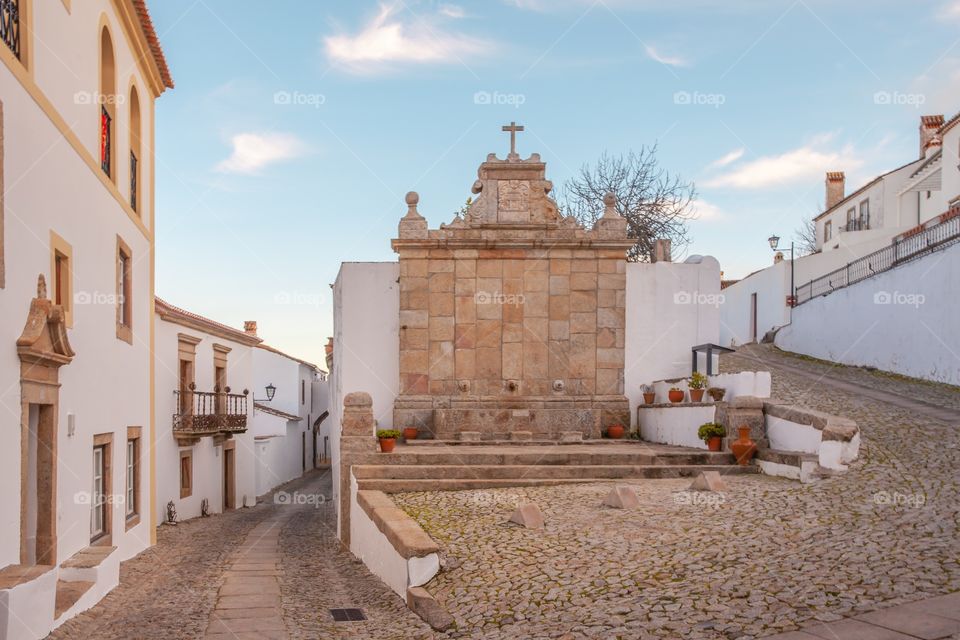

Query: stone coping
<box><xmin>61</xmin><ymin>544</ymin><xmax>117</xmax><ymax>569</ymax></box>
<box><xmin>356</xmin><ymin>490</ymin><xmax>439</xmax><ymax>559</ymax></box>
<box><xmin>638</xmin><ymin>401</ymin><xmax>717</xmax><ymax>409</ymax></box>
<box><xmin>0</xmin><ymin>564</ymin><xmax>55</xmax><ymax>589</ymax></box>
<box><xmin>763</xmin><ymin>400</ymin><xmax>859</xmax><ymax>442</ymax></box>
<box><xmin>756</xmin><ymin>448</ymin><xmax>819</xmax><ymax>467</ymax></box>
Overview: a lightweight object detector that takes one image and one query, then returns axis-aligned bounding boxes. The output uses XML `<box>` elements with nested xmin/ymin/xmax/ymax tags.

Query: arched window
<box><xmin>99</xmin><ymin>25</ymin><xmax>116</xmax><ymax>181</ymax></box>
<box><xmin>129</xmin><ymin>85</ymin><xmax>141</xmax><ymax>212</ymax></box>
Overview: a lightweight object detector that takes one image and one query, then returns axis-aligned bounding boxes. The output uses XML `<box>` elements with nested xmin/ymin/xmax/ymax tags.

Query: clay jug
<box><xmin>730</xmin><ymin>426</ymin><xmax>757</xmax><ymax>466</ymax></box>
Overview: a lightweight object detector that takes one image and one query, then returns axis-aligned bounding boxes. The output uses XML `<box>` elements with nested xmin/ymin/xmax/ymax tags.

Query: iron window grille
<box><xmin>0</xmin><ymin>0</ymin><xmax>20</xmax><ymax>60</ymax></box>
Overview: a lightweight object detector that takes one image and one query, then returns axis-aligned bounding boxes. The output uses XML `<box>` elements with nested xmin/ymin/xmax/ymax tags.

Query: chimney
<box><xmin>244</xmin><ymin>321</ymin><xmax>258</xmax><ymax>337</ymax></box>
<box><xmin>652</xmin><ymin>239</ymin><xmax>672</xmax><ymax>263</ymax></box>
<box><xmin>825</xmin><ymin>172</ymin><xmax>845</xmax><ymax>209</ymax></box>
<box><xmin>920</xmin><ymin>115</ymin><xmax>944</xmax><ymax>157</ymax></box>
<box><xmin>773</xmin><ymin>251</ymin><xmax>784</xmax><ymax>264</ymax></box>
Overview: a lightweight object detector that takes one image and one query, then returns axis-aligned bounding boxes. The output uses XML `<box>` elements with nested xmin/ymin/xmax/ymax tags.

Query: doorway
<box><xmin>23</xmin><ymin>404</ymin><xmax>56</xmax><ymax>565</ymax></box>
<box><xmin>749</xmin><ymin>293</ymin><xmax>758</xmax><ymax>343</ymax></box>
<box><xmin>223</xmin><ymin>444</ymin><xmax>236</xmax><ymax>510</ymax></box>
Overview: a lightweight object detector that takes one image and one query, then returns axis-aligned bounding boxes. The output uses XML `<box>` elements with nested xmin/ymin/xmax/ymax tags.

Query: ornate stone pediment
<box><xmin>17</xmin><ymin>275</ymin><xmax>75</xmax><ymax>370</ymax></box>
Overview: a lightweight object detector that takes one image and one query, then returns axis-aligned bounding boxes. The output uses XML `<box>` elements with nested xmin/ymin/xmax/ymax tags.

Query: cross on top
<box><xmin>502</xmin><ymin>121</ymin><xmax>524</xmax><ymax>157</ymax></box>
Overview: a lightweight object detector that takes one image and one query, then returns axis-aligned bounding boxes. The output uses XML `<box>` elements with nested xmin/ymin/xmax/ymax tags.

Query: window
<box><xmin>99</xmin><ymin>26</ymin><xmax>116</xmax><ymax>181</ymax></box>
<box><xmin>129</xmin><ymin>86</ymin><xmax>141</xmax><ymax>212</ymax></box>
<box><xmin>179</xmin><ymin>450</ymin><xmax>192</xmax><ymax>499</ymax></box>
<box><xmin>1</xmin><ymin>0</ymin><xmax>26</xmax><ymax>65</ymax></box>
<box><xmin>91</xmin><ymin>433</ymin><xmax>113</xmax><ymax>544</ymax></box>
<box><xmin>50</xmin><ymin>231</ymin><xmax>73</xmax><ymax>326</ymax></box>
<box><xmin>824</xmin><ymin>221</ymin><xmax>832</xmax><ymax>242</ymax></box>
<box><xmin>859</xmin><ymin>200</ymin><xmax>870</xmax><ymax>229</ymax></box>
<box><xmin>846</xmin><ymin>208</ymin><xmax>856</xmax><ymax>231</ymax></box>
<box><xmin>301</xmin><ymin>379</ymin><xmax>305</xmax><ymax>405</ymax></box>
<box><xmin>125</xmin><ymin>427</ymin><xmax>140</xmax><ymax>528</ymax></box>
<box><xmin>116</xmin><ymin>236</ymin><xmax>132</xmax><ymax>343</ymax></box>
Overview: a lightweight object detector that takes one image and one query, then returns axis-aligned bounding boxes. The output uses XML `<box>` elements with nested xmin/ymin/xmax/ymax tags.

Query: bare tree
<box><xmin>558</xmin><ymin>146</ymin><xmax>697</xmax><ymax>261</ymax></box>
<box><xmin>794</xmin><ymin>211</ymin><xmax>819</xmax><ymax>256</ymax></box>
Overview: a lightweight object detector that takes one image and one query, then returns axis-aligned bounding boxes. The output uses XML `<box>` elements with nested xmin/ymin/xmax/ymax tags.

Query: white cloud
<box><xmin>644</xmin><ymin>44</ymin><xmax>687</xmax><ymax>68</ymax></box>
<box><xmin>216</xmin><ymin>132</ymin><xmax>308</xmax><ymax>174</ymax></box>
<box><xmin>708</xmin><ymin>148</ymin><xmax>745</xmax><ymax>169</ymax></box>
<box><xmin>438</xmin><ymin>3</ymin><xmax>467</xmax><ymax>18</ymax></box>
<box><xmin>703</xmin><ymin>135</ymin><xmax>863</xmax><ymax>190</ymax></box>
<box><xmin>323</xmin><ymin>4</ymin><xmax>488</xmax><ymax>71</ymax></box>
<box><xmin>692</xmin><ymin>200</ymin><xmax>725</xmax><ymax>221</ymax></box>
<box><xmin>940</xmin><ymin>1</ymin><xmax>960</xmax><ymax>19</ymax></box>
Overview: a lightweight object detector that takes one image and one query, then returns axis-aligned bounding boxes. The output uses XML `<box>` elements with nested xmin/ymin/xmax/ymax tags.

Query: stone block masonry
<box><xmin>392</xmin><ymin>145</ymin><xmax>633</xmax><ymax>439</ymax></box>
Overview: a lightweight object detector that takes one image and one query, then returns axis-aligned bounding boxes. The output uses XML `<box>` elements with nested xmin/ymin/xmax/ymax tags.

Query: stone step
<box><xmin>353</xmin><ymin>463</ymin><xmax>745</xmax><ymax>480</ymax></box>
<box><xmin>349</xmin><ymin>451</ymin><xmax>736</xmax><ymax>467</ymax></box>
<box><xmin>357</xmin><ymin>466</ymin><xmax>758</xmax><ymax>493</ymax></box>
<box><xmin>54</xmin><ymin>579</ymin><xmax>94</xmax><ymax>618</ymax></box>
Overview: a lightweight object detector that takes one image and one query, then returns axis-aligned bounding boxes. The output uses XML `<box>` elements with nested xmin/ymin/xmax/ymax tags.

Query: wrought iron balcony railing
<box><xmin>100</xmin><ymin>106</ymin><xmax>112</xmax><ymax>177</ymax></box>
<box><xmin>1</xmin><ymin>0</ymin><xmax>21</xmax><ymax>60</ymax></box>
<box><xmin>130</xmin><ymin>151</ymin><xmax>138</xmax><ymax>211</ymax></box>
<box><xmin>173</xmin><ymin>388</ymin><xmax>249</xmax><ymax>436</ymax></box>
<box><xmin>843</xmin><ymin>219</ymin><xmax>869</xmax><ymax>232</ymax></box>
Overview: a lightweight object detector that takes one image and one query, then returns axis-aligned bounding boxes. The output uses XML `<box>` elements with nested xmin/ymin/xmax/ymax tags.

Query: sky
<box><xmin>150</xmin><ymin>0</ymin><xmax>960</xmax><ymax>366</ymax></box>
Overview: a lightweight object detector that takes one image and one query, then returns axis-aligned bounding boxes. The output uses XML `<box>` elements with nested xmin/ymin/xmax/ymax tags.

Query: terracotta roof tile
<box><xmin>131</xmin><ymin>0</ymin><xmax>174</xmax><ymax>89</ymax></box>
<box><xmin>155</xmin><ymin>297</ymin><xmax>261</xmax><ymax>345</ymax></box>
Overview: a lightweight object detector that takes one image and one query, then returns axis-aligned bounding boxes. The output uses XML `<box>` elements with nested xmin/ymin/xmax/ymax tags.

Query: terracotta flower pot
<box><xmin>689</xmin><ymin>389</ymin><xmax>705</xmax><ymax>403</ymax></box>
<box><xmin>668</xmin><ymin>389</ymin><xmax>685</xmax><ymax>403</ymax></box>
<box><xmin>402</xmin><ymin>427</ymin><xmax>419</xmax><ymax>441</ymax></box>
<box><xmin>607</xmin><ymin>424</ymin><xmax>626</xmax><ymax>439</ymax></box>
<box><xmin>707</xmin><ymin>436</ymin><xmax>722</xmax><ymax>452</ymax></box>
<box><xmin>643</xmin><ymin>392</ymin><xmax>656</xmax><ymax>404</ymax></box>
<box><xmin>730</xmin><ymin>426</ymin><xmax>757</xmax><ymax>465</ymax></box>
<box><xmin>378</xmin><ymin>437</ymin><xmax>397</xmax><ymax>453</ymax></box>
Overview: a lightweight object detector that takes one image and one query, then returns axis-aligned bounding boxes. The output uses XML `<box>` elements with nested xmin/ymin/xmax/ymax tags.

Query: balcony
<box><xmin>843</xmin><ymin>219</ymin><xmax>869</xmax><ymax>232</ymax></box>
<box><xmin>173</xmin><ymin>387</ymin><xmax>248</xmax><ymax>445</ymax></box>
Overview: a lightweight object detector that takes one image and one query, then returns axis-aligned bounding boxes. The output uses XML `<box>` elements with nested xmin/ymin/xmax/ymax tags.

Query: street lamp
<box><xmin>768</xmin><ymin>234</ymin><xmax>796</xmax><ymax>308</ymax></box>
<box><xmin>253</xmin><ymin>383</ymin><xmax>277</xmax><ymax>402</ymax></box>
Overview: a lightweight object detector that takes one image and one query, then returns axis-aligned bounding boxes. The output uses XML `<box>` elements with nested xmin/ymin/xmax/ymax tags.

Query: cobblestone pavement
<box><xmin>392</xmin><ymin>344</ymin><xmax>960</xmax><ymax>639</ymax></box>
<box><xmin>47</xmin><ymin>470</ymin><xmax>432</xmax><ymax>640</ymax></box>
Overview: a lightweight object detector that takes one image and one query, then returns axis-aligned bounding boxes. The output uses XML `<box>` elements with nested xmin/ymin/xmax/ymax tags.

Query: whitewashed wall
<box><xmin>153</xmin><ymin>317</ymin><xmax>257</xmax><ymax>522</ymax></box>
<box><xmin>942</xmin><ymin>126</ymin><xmax>960</xmax><ymax>207</ymax></box>
<box><xmin>776</xmin><ymin>240</ymin><xmax>960</xmax><ymax>385</ymax></box>
<box><xmin>720</xmin><ymin>234</ymin><xmax>896</xmax><ymax>348</ymax></box>
<box><xmin>0</xmin><ymin>29</ymin><xmax>154</xmax><ymax>574</ymax></box>
<box><xmin>623</xmin><ymin>256</ymin><xmax>721</xmax><ymax>428</ymax></box>
<box><xmin>330</xmin><ymin>263</ymin><xmax>400</xmax><ymax>525</ymax></box>
<box><xmin>253</xmin><ymin>422</ymin><xmax>306</xmax><ymax>497</ymax></box>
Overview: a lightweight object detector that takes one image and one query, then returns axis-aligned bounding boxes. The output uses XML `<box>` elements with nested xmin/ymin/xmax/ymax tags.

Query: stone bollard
<box><xmin>339</xmin><ymin>391</ymin><xmax>378</xmax><ymax>547</ymax></box>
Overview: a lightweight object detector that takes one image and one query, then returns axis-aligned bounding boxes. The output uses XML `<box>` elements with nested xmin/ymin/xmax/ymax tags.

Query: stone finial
<box><xmin>244</xmin><ymin>321</ymin><xmax>258</xmax><ymax>336</ymax></box>
<box><xmin>652</xmin><ymin>239</ymin><xmax>672</xmax><ymax>263</ymax></box>
<box><xmin>404</xmin><ymin>191</ymin><xmax>423</xmax><ymax>219</ymax></box>
<box><xmin>602</xmin><ymin>486</ymin><xmax>640</xmax><ymax>509</ymax></box>
<box><xmin>508</xmin><ymin>503</ymin><xmax>544</xmax><ymax>529</ymax></box>
<box><xmin>602</xmin><ymin>192</ymin><xmax>618</xmax><ymax>218</ymax></box>
<box><xmin>37</xmin><ymin>274</ymin><xmax>47</xmax><ymax>299</ymax></box>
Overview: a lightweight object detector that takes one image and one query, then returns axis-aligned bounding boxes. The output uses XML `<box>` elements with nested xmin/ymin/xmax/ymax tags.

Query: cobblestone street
<box><xmin>47</xmin><ymin>470</ymin><xmax>432</xmax><ymax>640</ymax></box>
<box><xmin>45</xmin><ymin>345</ymin><xmax>960</xmax><ymax>639</ymax></box>
<box><xmin>393</xmin><ymin>344</ymin><xmax>960</xmax><ymax>639</ymax></box>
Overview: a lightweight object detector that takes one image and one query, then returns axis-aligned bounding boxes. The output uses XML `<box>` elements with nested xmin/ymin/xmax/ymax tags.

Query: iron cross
<box><xmin>502</xmin><ymin>121</ymin><xmax>525</xmax><ymax>155</ymax></box>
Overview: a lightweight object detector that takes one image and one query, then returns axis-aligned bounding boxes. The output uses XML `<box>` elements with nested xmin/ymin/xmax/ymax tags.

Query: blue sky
<box><xmin>150</xmin><ymin>0</ymin><xmax>960</xmax><ymax>365</ymax></box>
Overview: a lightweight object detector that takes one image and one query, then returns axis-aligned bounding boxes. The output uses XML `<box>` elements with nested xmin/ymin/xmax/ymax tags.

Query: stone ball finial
<box><xmin>405</xmin><ymin>191</ymin><xmax>419</xmax><ymax>206</ymax></box>
<box><xmin>602</xmin><ymin>192</ymin><xmax>618</xmax><ymax>218</ymax></box>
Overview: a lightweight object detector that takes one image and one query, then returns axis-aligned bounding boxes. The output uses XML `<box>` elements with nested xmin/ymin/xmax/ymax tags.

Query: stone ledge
<box><xmin>356</xmin><ymin>490</ymin><xmax>439</xmax><ymax>559</ymax></box>
<box><xmin>764</xmin><ymin>400</ymin><xmax>859</xmax><ymax>441</ymax></box>
<box><xmin>638</xmin><ymin>401</ymin><xmax>716</xmax><ymax>409</ymax></box>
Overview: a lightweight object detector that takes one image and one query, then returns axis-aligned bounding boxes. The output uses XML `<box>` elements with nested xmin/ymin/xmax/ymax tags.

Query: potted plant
<box><xmin>402</xmin><ymin>426</ymin><xmax>419</xmax><ymax>441</ymax></box>
<box><xmin>697</xmin><ymin>422</ymin><xmax>726</xmax><ymax>452</ymax></box>
<box><xmin>606</xmin><ymin>424</ymin><xmax>626</xmax><ymax>439</ymax></box>
<box><xmin>376</xmin><ymin>429</ymin><xmax>400</xmax><ymax>453</ymax></box>
<box><xmin>668</xmin><ymin>387</ymin><xmax>685</xmax><ymax>403</ymax></box>
<box><xmin>641</xmin><ymin>384</ymin><xmax>656</xmax><ymax>404</ymax></box>
<box><xmin>707</xmin><ymin>387</ymin><xmax>726</xmax><ymax>402</ymax></box>
<box><xmin>688</xmin><ymin>372</ymin><xmax>708</xmax><ymax>402</ymax></box>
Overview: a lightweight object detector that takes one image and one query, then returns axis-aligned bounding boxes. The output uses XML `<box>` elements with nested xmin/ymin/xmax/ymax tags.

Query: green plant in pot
<box><xmin>707</xmin><ymin>387</ymin><xmax>726</xmax><ymax>402</ymax></box>
<box><xmin>688</xmin><ymin>372</ymin><xmax>708</xmax><ymax>402</ymax></box>
<box><xmin>697</xmin><ymin>422</ymin><xmax>726</xmax><ymax>452</ymax></box>
<box><xmin>376</xmin><ymin>429</ymin><xmax>401</xmax><ymax>453</ymax></box>
<box><xmin>641</xmin><ymin>384</ymin><xmax>656</xmax><ymax>404</ymax></box>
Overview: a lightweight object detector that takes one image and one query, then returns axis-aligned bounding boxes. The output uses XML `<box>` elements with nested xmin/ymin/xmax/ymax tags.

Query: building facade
<box><xmin>0</xmin><ymin>1</ymin><xmax>172</xmax><ymax>637</ymax></box>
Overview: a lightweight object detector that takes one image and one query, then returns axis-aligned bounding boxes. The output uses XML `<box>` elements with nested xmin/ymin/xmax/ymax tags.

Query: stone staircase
<box><xmin>351</xmin><ymin>442</ymin><xmax>757</xmax><ymax>492</ymax></box>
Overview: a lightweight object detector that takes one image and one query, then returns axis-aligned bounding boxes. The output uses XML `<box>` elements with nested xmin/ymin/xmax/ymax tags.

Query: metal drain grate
<box><xmin>330</xmin><ymin>608</ymin><xmax>367</xmax><ymax>622</ymax></box>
